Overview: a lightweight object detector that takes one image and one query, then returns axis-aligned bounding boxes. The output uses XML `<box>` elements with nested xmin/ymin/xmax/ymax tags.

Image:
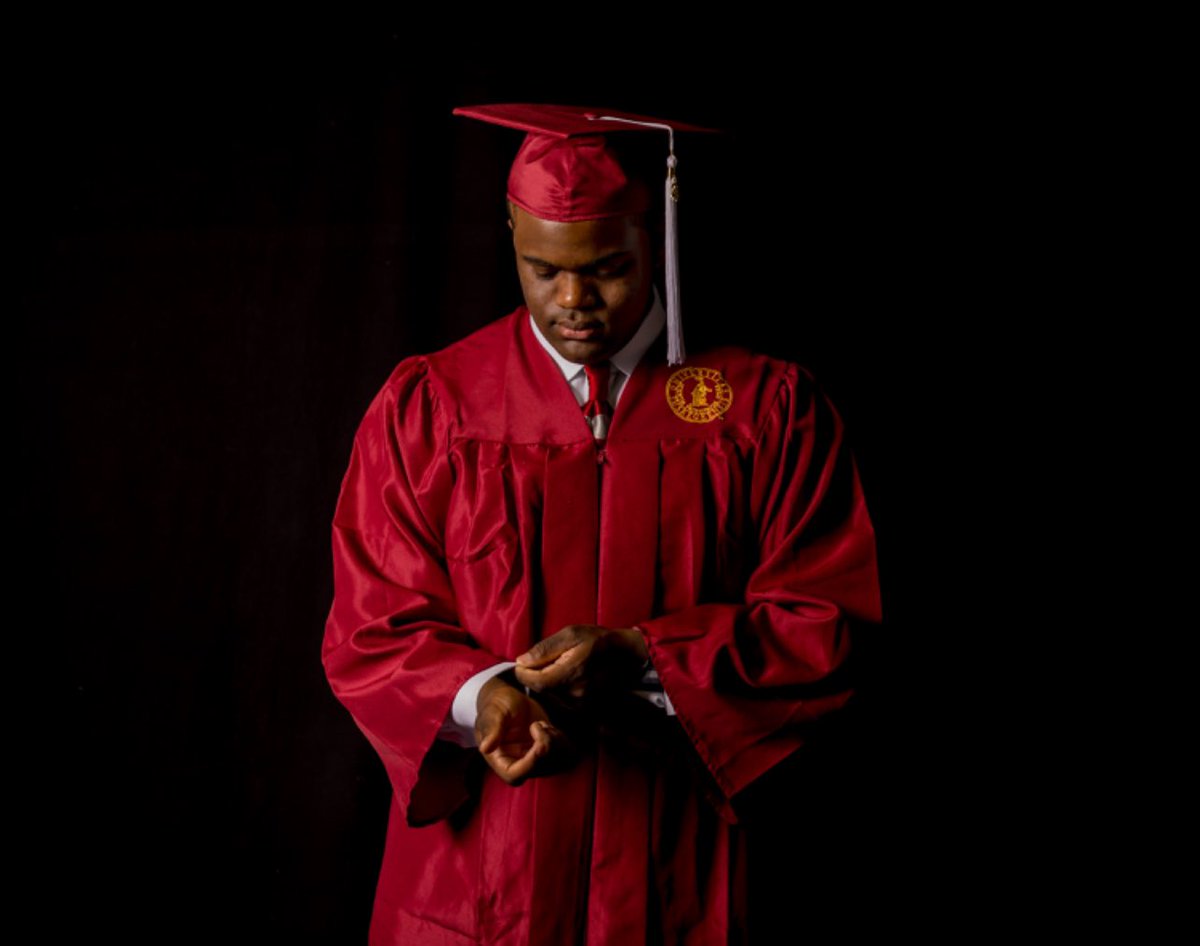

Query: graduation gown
<box><xmin>322</xmin><ymin>307</ymin><xmax>881</xmax><ymax>945</ymax></box>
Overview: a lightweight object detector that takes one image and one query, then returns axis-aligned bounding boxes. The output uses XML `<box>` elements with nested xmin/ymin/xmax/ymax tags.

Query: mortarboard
<box><xmin>453</xmin><ymin>104</ymin><xmax>716</xmax><ymax>366</ymax></box>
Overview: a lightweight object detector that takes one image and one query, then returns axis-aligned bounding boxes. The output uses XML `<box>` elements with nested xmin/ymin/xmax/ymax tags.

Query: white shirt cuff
<box><xmin>437</xmin><ymin>661</ymin><xmax>518</xmax><ymax>747</ymax></box>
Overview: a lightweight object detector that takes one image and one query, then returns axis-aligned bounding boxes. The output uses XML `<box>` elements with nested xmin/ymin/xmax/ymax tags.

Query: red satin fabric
<box><xmin>582</xmin><ymin>362</ymin><xmax>612</xmax><ymax>440</ymax></box>
<box><xmin>322</xmin><ymin>309</ymin><xmax>881</xmax><ymax>945</ymax></box>
<box><xmin>508</xmin><ymin>133</ymin><xmax>652</xmax><ymax>223</ymax></box>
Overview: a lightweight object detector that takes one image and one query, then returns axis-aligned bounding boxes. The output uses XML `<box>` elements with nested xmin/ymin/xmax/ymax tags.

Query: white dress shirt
<box><xmin>438</xmin><ymin>295</ymin><xmax>675</xmax><ymax>747</ymax></box>
<box><xmin>530</xmin><ymin>289</ymin><xmax>667</xmax><ymax>412</ymax></box>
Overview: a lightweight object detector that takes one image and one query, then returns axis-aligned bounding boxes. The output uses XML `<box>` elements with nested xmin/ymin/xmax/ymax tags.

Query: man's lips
<box><xmin>558</xmin><ymin>322</ymin><xmax>602</xmax><ymax>341</ymax></box>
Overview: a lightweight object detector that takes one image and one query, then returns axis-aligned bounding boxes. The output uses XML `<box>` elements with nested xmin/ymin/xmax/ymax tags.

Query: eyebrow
<box><xmin>520</xmin><ymin>251</ymin><xmax>632</xmax><ymax>272</ymax></box>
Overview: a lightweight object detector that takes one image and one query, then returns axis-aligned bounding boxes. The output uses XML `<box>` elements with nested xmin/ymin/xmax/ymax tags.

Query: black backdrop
<box><xmin>15</xmin><ymin>27</ymin><xmax>1004</xmax><ymax>942</ymax></box>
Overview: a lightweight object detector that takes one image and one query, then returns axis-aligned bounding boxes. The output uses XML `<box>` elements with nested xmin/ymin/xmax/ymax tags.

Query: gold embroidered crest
<box><xmin>665</xmin><ymin>367</ymin><xmax>733</xmax><ymax>423</ymax></box>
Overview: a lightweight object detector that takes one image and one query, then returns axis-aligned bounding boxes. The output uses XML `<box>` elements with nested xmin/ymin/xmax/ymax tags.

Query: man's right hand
<box><xmin>475</xmin><ymin>675</ymin><xmax>570</xmax><ymax>786</ymax></box>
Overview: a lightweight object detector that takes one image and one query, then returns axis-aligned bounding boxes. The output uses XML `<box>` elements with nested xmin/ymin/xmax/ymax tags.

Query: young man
<box><xmin>323</xmin><ymin>104</ymin><xmax>881</xmax><ymax>945</ymax></box>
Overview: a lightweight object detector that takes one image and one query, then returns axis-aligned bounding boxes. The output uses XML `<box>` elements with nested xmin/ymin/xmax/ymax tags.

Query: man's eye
<box><xmin>533</xmin><ymin>268</ymin><xmax>557</xmax><ymax>280</ymax></box>
<box><xmin>595</xmin><ymin>262</ymin><xmax>631</xmax><ymax>279</ymax></box>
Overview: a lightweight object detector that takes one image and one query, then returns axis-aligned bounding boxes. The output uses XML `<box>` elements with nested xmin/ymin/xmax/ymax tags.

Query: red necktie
<box><xmin>582</xmin><ymin>363</ymin><xmax>612</xmax><ymax>441</ymax></box>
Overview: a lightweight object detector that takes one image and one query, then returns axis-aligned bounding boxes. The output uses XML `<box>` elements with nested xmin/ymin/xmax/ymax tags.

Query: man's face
<box><xmin>511</xmin><ymin>205</ymin><xmax>656</xmax><ymax>365</ymax></box>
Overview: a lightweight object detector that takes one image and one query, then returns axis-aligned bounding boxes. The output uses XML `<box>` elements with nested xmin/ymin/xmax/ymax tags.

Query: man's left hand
<box><xmin>514</xmin><ymin>625</ymin><xmax>649</xmax><ymax>702</ymax></box>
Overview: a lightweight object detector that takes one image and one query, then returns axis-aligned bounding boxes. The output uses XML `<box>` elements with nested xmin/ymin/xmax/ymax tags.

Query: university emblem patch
<box><xmin>665</xmin><ymin>367</ymin><xmax>733</xmax><ymax>423</ymax></box>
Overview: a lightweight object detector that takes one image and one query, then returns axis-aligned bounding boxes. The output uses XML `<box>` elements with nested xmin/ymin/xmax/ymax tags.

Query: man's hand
<box><xmin>513</xmin><ymin>625</ymin><xmax>649</xmax><ymax>702</ymax></box>
<box><xmin>475</xmin><ymin>675</ymin><xmax>570</xmax><ymax>786</ymax></box>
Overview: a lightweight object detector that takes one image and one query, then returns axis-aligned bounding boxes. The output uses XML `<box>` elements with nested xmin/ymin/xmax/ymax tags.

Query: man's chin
<box><xmin>555</xmin><ymin>339</ymin><xmax>611</xmax><ymax>365</ymax></box>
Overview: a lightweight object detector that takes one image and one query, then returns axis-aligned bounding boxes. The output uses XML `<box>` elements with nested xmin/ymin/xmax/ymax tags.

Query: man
<box><xmin>323</xmin><ymin>104</ymin><xmax>881</xmax><ymax>945</ymax></box>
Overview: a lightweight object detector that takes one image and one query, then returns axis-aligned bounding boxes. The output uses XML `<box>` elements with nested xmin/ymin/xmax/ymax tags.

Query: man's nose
<box><xmin>555</xmin><ymin>272</ymin><xmax>597</xmax><ymax>310</ymax></box>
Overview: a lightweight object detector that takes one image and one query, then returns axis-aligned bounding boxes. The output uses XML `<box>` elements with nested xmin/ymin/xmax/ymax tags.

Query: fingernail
<box><xmin>515</xmin><ymin>654</ymin><xmax>531</xmax><ymax>665</ymax></box>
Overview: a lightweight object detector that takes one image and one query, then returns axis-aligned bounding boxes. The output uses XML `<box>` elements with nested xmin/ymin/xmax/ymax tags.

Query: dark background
<box><xmin>15</xmin><ymin>26</ymin><xmax>1014</xmax><ymax>942</ymax></box>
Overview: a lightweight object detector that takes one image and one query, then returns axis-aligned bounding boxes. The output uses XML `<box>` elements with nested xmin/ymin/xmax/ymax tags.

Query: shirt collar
<box><xmin>528</xmin><ymin>290</ymin><xmax>666</xmax><ymax>382</ymax></box>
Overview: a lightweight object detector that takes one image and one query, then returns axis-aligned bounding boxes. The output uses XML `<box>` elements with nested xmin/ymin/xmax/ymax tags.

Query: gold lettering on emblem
<box><xmin>666</xmin><ymin>367</ymin><xmax>733</xmax><ymax>423</ymax></box>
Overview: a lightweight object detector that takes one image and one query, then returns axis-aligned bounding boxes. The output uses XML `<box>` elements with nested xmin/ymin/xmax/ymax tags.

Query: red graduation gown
<box><xmin>322</xmin><ymin>308</ymin><xmax>881</xmax><ymax>945</ymax></box>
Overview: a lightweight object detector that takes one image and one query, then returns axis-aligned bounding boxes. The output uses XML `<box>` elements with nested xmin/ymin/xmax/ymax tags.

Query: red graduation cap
<box><xmin>453</xmin><ymin>103</ymin><xmax>716</xmax><ymax>366</ymax></box>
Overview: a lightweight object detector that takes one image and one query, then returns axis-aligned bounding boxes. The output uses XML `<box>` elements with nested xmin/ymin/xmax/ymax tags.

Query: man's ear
<box><xmin>506</xmin><ymin>201</ymin><xmax>517</xmax><ymax>234</ymax></box>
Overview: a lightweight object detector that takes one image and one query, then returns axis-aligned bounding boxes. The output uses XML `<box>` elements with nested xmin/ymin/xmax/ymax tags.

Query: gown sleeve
<box><xmin>637</xmin><ymin>364</ymin><xmax>882</xmax><ymax>821</ymax></box>
<box><xmin>322</xmin><ymin>357</ymin><xmax>505</xmax><ymax>826</ymax></box>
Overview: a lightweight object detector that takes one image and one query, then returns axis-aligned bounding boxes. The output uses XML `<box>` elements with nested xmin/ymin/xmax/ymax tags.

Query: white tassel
<box><xmin>664</xmin><ymin>153</ymin><xmax>684</xmax><ymax>365</ymax></box>
<box><xmin>593</xmin><ymin>115</ymin><xmax>685</xmax><ymax>364</ymax></box>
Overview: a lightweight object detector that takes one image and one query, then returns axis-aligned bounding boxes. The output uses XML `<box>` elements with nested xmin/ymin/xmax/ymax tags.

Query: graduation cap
<box><xmin>453</xmin><ymin>103</ymin><xmax>716</xmax><ymax>366</ymax></box>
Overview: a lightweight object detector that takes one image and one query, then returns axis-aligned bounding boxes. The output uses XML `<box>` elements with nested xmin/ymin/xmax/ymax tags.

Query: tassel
<box><xmin>594</xmin><ymin>115</ymin><xmax>686</xmax><ymax>364</ymax></box>
<box><xmin>664</xmin><ymin>153</ymin><xmax>684</xmax><ymax>365</ymax></box>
